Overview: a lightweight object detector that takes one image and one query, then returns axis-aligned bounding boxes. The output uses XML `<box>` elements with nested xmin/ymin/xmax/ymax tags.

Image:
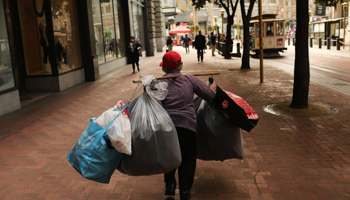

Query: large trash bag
<box><xmin>117</xmin><ymin>75</ymin><xmax>181</xmax><ymax>176</ymax></box>
<box><xmin>67</xmin><ymin>105</ymin><xmax>128</xmax><ymax>184</ymax></box>
<box><xmin>195</xmin><ymin>96</ymin><xmax>244</xmax><ymax>161</ymax></box>
<box><xmin>213</xmin><ymin>86</ymin><xmax>259</xmax><ymax>132</ymax></box>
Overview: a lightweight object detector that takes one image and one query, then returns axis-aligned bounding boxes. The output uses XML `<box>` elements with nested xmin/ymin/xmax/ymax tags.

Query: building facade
<box><xmin>0</xmin><ymin>0</ymin><xmax>158</xmax><ymax>116</ymax></box>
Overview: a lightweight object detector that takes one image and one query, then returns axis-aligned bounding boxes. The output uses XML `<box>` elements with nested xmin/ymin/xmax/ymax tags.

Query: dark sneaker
<box><xmin>180</xmin><ymin>190</ymin><xmax>190</xmax><ymax>200</ymax></box>
<box><xmin>165</xmin><ymin>181</ymin><xmax>176</xmax><ymax>196</ymax></box>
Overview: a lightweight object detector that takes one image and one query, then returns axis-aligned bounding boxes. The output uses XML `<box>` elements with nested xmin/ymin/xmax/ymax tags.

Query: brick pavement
<box><xmin>1</xmin><ymin>46</ymin><xmax>350</xmax><ymax>199</ymax></box>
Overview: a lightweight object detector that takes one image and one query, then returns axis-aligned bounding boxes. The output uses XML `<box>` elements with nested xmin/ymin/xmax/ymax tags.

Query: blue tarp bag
<box><xmin>67</xmin><ymin>105</ymin><xmax>128</xmax><ymax>184</ymax></box>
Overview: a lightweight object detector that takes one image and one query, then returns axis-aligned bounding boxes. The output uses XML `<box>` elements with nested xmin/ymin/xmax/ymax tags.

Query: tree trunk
<box><xmin>241</xmin><ymin>23</ymin><xmax>250</xmax><ymax>69</ymax></box>
<box><xmin>225</xmin><ymin>16</ymin><xmax>233</xmax><ymax>59</ymax></box>
<box><xmin>240</xmin><ymin>0</ymin><xmax>255</xmax><ymax>69</ymax></box>
<box><xmin>290</xmin><ymin>0</ymin><xmax>310</xmax><ymax>108</ymax></box>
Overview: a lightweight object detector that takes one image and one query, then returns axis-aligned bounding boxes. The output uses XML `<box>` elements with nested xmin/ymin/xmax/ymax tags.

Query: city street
<box><xmin>1</xmin><ymin>45</ymin><xmax>350</xmax><ymax>200</ymax></box>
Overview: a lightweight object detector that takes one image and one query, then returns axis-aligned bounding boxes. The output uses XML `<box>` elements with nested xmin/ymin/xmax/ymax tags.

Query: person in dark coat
<box><xmin>166</xmin><ymin>36</ymin><xmax>173</xmax><ymax>52</ymax></box>
<box><xmin>194</xmin><ymin>31</ymin><xmax>206</xmax><ymax>62</ymax></box>
<box><xmin>128</xmin><ymin>37</ymin><xmax>142</xmax><ymax>74</ymax></box>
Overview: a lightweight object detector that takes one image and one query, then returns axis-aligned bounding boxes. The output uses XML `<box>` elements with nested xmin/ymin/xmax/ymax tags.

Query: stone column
<box><xmin>145</xmin><ymin>0</ymin><xmax>155</xmax><ymax>56</ymax></box>
<box><xmin>154</xmin><ymin>0</ymin><xmax>164</xmax><ymax>52</ymax></box>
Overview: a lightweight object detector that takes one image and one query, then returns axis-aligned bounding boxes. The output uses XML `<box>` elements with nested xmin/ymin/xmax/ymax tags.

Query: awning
<box><xmin>169</xmin><ymin>25</ymin><xmax>191</xmax><ymax>34</ymax></box>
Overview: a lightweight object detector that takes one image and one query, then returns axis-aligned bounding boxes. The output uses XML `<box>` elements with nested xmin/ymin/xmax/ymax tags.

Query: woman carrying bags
<box><xmin>158</xmin><ymin>51</ymin><xmax>216</xmax><ymax>200</ymax></box>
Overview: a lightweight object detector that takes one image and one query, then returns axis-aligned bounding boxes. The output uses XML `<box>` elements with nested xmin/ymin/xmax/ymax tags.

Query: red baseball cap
<box><xmin>159</xmin><ymin>51</ymin><xmax>183</xmax><ymax>69</ymax></box>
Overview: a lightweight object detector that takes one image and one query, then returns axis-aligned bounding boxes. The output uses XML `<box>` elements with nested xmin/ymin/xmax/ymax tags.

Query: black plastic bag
<box><xmin>195</xmin><ymin>96</ymin><xmax>244</xmax><ymax>161</ymax></box>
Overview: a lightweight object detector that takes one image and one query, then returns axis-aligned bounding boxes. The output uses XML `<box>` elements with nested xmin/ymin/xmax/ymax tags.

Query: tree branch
<box><xmin>247</xmin><ymin>0</ymin><xmax>256</xmax><ymax>21</ymax></box>
<box><xmin>219</xmin><ymin>0</ymin><xmax>229</xmax><ymax>14</ymax></box>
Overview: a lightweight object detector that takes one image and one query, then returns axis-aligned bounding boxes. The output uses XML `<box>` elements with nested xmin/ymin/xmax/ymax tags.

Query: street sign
<box><xmin>315</xmin><ymin>4</ymin><xmax>326</xmax><ymax>16</ymax></box>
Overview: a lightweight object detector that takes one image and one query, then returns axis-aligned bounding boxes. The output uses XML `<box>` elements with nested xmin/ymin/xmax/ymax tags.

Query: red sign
<box><xmin>222</xmin><ymin>100</ymin><xmax>229</xmax><ymax>109</ymax></box>
<box><xmin>191</xmin><ymin>13</ymin><xmax>193</xmax><ymax>19</ymax></box>
<box><xmin>277</xmin><ymin>38</ymin><xmax>284</xmax><ymax>46</ymax></box>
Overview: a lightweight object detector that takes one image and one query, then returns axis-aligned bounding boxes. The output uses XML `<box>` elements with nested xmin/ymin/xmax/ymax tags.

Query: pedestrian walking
<box><xmin>210</xmin><ymin>32</ymin><xmax>217</xmax><ymax>56</ymax></box>
<box><xmin>128</xmin><ymin>37</ymin><xmax>142</xmax><ymax>74</ymax></box>
<box><xmin>207</xmin><ymin>34</ymin><xmax>211</xmax><ymax>49</ymax></box>
<box><xmin>167</xmin><ymin>36</ymin><xmax>173</xmax><ymax>52</ymax></box>
<box><xmin>195</xmin><ymin>31</ymin><xmax>206</xmax><ymax>62</ymax></box>
<box><xmin>159</xmin><ymin>51</ymin><xmax>216</xmax><ymax>200</ymax></box>
<box><xmin>183</xmin><ymin>34</ymin><xmax>191</xmax><ymax>53</ymax></box>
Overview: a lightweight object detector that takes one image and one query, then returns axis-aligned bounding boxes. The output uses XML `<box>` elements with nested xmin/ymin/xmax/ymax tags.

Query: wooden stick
<box><xmin>133</xmin><ymin>72</ymin><xmax>220</xmax><ymax>83</ymax></box>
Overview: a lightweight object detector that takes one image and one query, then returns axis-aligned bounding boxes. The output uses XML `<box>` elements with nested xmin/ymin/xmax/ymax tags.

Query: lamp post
<box><xmin>342</xmin><ymin>3</ymin><xmax>348</xmax><ymax>49</ymax></box>
<box><xmin>220</xmin><ymin>9</ymin><xmax>225</xmax><ymax>42</ymax></box>
<box><xmin>214</xmin><ymin>16</ymin><xmax>218</xmax><ymax>36</ymax></box>
<box><xmin>211</xmin><ymin>0</ymin><xmax>213</xmax><ymax>30</ymax></box>
<box><xmin>193</xmin><ymin>6</ymin><xmax>196</xmax><ymax>25</ymax></box>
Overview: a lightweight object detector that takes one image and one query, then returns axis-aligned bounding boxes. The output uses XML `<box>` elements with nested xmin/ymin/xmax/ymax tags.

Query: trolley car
<box><xmin>250</xmin><ymin>14</ymin><xmax>287</xmax><ymax>58</ymax></box>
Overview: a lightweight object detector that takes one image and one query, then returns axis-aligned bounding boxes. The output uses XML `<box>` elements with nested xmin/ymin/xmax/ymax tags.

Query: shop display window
<box><xmin>0</xmin><ymin>0</ymin><xmax>15</xmax><ymax>91</ymax></box>
<box><xmin>114</xmin><ymin>0</ymin><xmax>126</xmax><ymax>57</ymax></box>
<box><xmin>101</xmin><ymin>0</ymin><xmax>116</xmax><ymax>63</ymax></box>
<box><xmin>52</xmin><ymin>0</ymin><xmax>82</xmax><ymax>74</ymax></box>
<box><xmin>17</xmin><ymin>0</ymin><xmax>81</xmax><ymax>75</ymax></box>
<box><xmin>18</xmin><ymin>0</ymin><xmax>52</xmax><ymax>75</ymax></box>
<box><xmin>92</xmin><ymin>0</ymin><xmax>126</xmax><ymax>64</ymax></box>
<box><xmin>92</xmin><ymin>0</ymin><xmax>105</xmax><ymax>64</ymax></box>
<box><xmin>131</xmin><ymin>1</ymin><xmax>145</xmax><ymax>48</ymax></box>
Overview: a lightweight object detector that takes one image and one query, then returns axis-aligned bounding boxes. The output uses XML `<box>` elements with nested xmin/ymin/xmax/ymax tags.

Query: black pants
<box><xmin>131</xmin><ymin>57</ymin><xmax>139</xmax><ymax>72</ymax></box>
<box><xmin>197</xmin><ymin>49</ymin><xmax>204</xmax><ymax>61</ymax></box>
<box><xmin>164</xmin><ymin>127</ymin><xmax>197</xmax><ymax>191</ymax></box>
<box><xmin>185</xmin><ymin>44</ymin><xmax>190</xmax><ymax>53</ymax></box>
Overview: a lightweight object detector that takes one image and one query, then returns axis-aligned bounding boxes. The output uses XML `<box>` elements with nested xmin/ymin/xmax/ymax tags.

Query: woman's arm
<box><xmin>186</xmin><ymin>75</ymin><xmax>215</xmax><ymax>101</ymax></box>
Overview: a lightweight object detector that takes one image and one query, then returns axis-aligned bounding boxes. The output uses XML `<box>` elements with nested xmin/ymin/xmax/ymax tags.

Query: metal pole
<box><xmin>193</xmin><ymin>6</ymin><xmax>196</xmax><ymax>25</ymax></box>
<box><xmin>211</xmin><ymin>1</ymin><xmax>213</xmax><ymax>28</ymax></box>
<box><xmin>283</xmin><ymin>0</ymin><xmax>286</xmax><ymax>20</ymax></box>
<box><xmin>237</xmin><ymin>7</ymin><xmax>240</xmax><ymax>43</ymax></box>
<box><xmin>259</xmin><ymin>0</ymin><xmax>263</xmax><ymax>83</ymax></box>
<box><xmin>343</xmin><ymin>4</ymin><xmax>346</xmax><ymax>49</ymax></box>
<box><xmin>221</xmin><ymin>13</ymin><xmax>224</xmax><ymax>42</ymax></box>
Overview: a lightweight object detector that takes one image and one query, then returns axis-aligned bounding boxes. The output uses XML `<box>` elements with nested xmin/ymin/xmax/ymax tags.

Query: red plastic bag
<box><xmin>213</xmin><ymin>86</ymin><xmax>259</xmax><ymax>132</ymax></box>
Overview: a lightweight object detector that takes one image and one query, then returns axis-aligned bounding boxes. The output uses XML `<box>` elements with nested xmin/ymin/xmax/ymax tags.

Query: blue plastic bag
<box><xmin>67</xmin><ymin>106</ymin><xmax>128</xmax><ymax>184</ymax></box>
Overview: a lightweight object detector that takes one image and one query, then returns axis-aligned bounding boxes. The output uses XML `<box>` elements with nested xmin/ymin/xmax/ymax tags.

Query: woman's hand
<box><xmin>137</xmin><ymin>47</ymin><xmax>141</xmax><ymax>50</ymax></box>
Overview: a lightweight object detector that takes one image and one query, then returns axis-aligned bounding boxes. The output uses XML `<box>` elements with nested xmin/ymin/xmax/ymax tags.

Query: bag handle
<box><xmin>104</xmin><ymin>104</ymin><xmax>129</xmax><ymax>131</ymax></box>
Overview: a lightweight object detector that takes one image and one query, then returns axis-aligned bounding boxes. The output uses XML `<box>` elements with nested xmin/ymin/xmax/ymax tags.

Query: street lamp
<box><xmin>220</xmin><ymin>8</ymin><xmax>225</xmax><ymax>42</ymax></box>
<box><xmin>342</xmin><ymin>3</ymin><xmax>348</xmax><ymax>49</ymax></box>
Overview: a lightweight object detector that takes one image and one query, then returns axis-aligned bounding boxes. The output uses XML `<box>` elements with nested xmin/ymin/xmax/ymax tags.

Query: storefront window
<box><xmin>276</xmin><ymin>22</ymin><xmax>284</xmax><ymax>36</ymax></box>
<box><xmin>18</xmin><ymin>0</ymin><xmax>52</xmax><ymax>75</ymax></box>
<box><xmin>0</xmin><ymin>0</ymin><xmax>15</xmax><ymax>91</ymax></box>
<box><xmin>52</xmin><ymin>0</ymin><xmax>82</xmax><ymax>74</ymax></box>
<box><xmin>92</xmin><ymin>0</ymin><xmax>126</xmax><ymax>64</ymax></box>
<box><xmin>101</xmin><ymin>0</ymin><xmax>116</xmax><ymax>62</ymax></box>
<box><xmin>92</xmin><ymin>0</ymin><xmax>105</xmax><ymax>64</ymax></box>
<box><xmin>114</xmin><ymin>0</ymin><xmax>126</xmax><ymax>57</ymax></box>
<box><xmin>131</xmin><ymin>1</ymin><xmax>145</xmax><ymax>48</ymax></box>
<box><xmin>265</xmin><ymin>22</ymin><xmax>274</xmax><ymax>36</ymax></box>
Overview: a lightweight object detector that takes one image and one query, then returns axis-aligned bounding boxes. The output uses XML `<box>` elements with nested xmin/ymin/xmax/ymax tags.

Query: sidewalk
<box><xmin>1</xmin><ymin>46</ymin><xmax>350</xmax><ymax>200</ymax></box>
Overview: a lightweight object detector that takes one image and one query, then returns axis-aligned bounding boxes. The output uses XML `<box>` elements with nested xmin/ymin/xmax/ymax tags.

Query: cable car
<box><xmin>250</xmin><ymin>14</ymin><xmax>287</xmax><ymax>58</ymax></box>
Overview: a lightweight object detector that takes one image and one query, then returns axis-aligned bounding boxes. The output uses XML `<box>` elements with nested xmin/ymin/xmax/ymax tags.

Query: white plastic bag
<box><xmin>95</xmin><ymin>101</ymin><xmax>131</xmax><ymax>155</ymax></box>
<box><xmin>141</xmin><ymin>75</ymin><xmax>168</xmax><ymax>101</ymax></box>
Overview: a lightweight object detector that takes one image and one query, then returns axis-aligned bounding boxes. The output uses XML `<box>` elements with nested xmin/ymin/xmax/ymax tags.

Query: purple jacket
<box><xmin>158</xmin><ymin>71</ymin><xmax>215</xmax><ymax>133</ymax></box>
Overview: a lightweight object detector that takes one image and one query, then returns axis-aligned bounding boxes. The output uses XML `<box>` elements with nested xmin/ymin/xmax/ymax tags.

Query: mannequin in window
<box><xmin>39</xmin><ymin>20</ymin><xmax>50</xmax><ymax>73</ymax></box>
